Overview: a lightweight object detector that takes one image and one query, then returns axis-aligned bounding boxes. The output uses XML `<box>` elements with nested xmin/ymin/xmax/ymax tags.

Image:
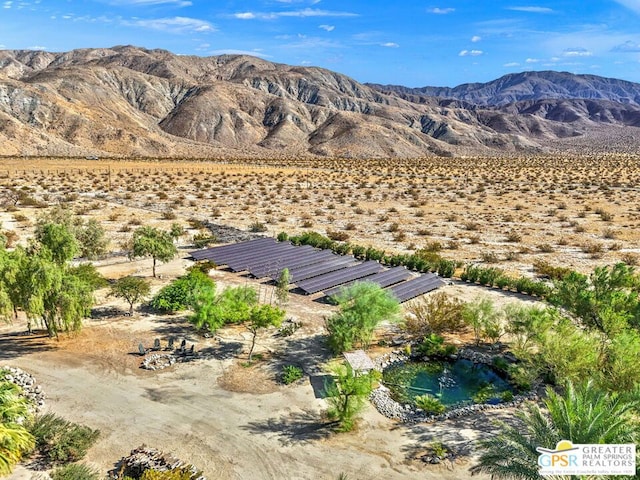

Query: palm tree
<box><xmin>0</xmin><ymin>381</ymin><xmax>34</xmax><ymax>475</ymax></box>
<box><xmin>470</xmin><ymin>380</ymin><xmax>640</xmax><ymax>479</ymax></box>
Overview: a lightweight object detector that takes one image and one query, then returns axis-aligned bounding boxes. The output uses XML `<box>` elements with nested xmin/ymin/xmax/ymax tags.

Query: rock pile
<box><xmin>141</xmin><ymin>354</ymin><xmax>177</xmax><ymax>370</ymax></box>
<box><xmin>110</xmin><ymin>445</ymin><xmax>206</xmax><ymax>480</ymax></box>
<box><xmin>1</xmin><ymin>366</ymin><xmax>45</xmax><ymax>411</ymax></box>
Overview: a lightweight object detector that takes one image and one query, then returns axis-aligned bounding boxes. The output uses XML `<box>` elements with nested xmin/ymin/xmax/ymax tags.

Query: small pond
<box><xmin>383</xmin><ymin>359</ymin><xmax>512</xmax><ymax>407</ymax></box>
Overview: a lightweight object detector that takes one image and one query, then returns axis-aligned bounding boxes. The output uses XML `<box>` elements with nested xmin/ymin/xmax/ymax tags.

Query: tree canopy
<box><xmin>130</xmin><ymin>227</ymin><xmax>177</xmax><ymax>277</ymax></box>
<box><xmin>326</xmin><ymin>282</ymin><xmax>400</xmax><ymax>354</ymax></box>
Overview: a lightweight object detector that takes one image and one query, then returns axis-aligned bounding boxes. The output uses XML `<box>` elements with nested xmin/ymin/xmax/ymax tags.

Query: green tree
<box><xmin>462</xmin><ymin>296</ymin><xmax>499</xmax><ymax>345</ymax></box>
<box><xmin>324</xmin><ymin>363</ymin><xmax>378</xmax><ymax>432</ymax></box>
<box><xmin>470</xmin><ymin>381</ymin><xmax>640</xmax><ymax>479</ymax></box>
<box><xmin>35</xmin><ymin>223</ymin><xmax>79</xmax><ymax>265</ymax></box>
<box><xmin>550</xmin><ymin>263</ymin><xmax>640</xmax><ymax>333</ymax></box>
<box><xmin>130</xmin><ymin>227</ymin><xmax>177</xmax><ymax>277</ymax></box>
<box><xmin>0</xmin><ymin>381</ymin><xmax>35</xmax><ymax>475</ymax></box>
<box><xmin>110</xmin><ymin>276</ymin><xmax>151</xmax><ymax>315</ymax></box>
<box><xmin>169</xmin><ymin>223</ymin><xmax>185</xmax><ymax>244</ymax></box>
<box><xmin>246</xmin><ymin>304</ymin><xmax>285</xmax><ymax>361</ymax></box>
<box><xmin>151</xmin><ymin>269</ymin><xmax>215</xmax><ymax>313</ymax></box>
<box><xmin>189</xmin><ymin>282</ymin><xmax>221</xmax><ymax>333</ymax></box>
<box><xmin>503</xmin><ymin>304</ymin><xmax>555</xmax><ymax>357</ymax></box>
<box><xmin>275</xmin><ymin>268</ymin><xmax>290</xmax><ymax>305</ymax></box>
<box><xmin>75</xmin><ymin>218</ymin><xmax>109</xmax><ymax>260</ymax></box>
<box><xmin>325</xmin><ymin>282</ymin><xmax>400</xmax><ymax>354</ymax></box>
<box><xmin>538</xmin><ymin>317</ymin><xmax>601</xmax><ymax>385</ymax></box>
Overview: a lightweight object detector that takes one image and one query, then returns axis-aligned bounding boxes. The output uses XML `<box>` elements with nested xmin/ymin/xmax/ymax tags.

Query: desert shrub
<box><xmin>350</xmin><ymin>245</ymin><xmax>366</xmax><ymax>259</ymax></box>
<box><xmin>481</xmin><ymin>251</ymin><xmax>499</xmax><ymax>264</ymax></box>
<box><xmin>248</xmin><ymin>221</ymin><xmax>267</xmax><ymax>233</ymax></box>
<box><xmin>414</xmin><ymin>394</ymin><xmax>445</xmax><ymax>415</ymax></box>
<box><xmin>332</xmin><ymin>242</ymin><xmax>351</xmax><ymax>255</ymax></box>
<box><xmin>50</xmin><ymin>463</ymin><xmax>100</xmax><ymax>480</ymax></box>
<box><xmin>150</xmin><ymin>270</ymin><xmax>214</xmax><ymax>313</ymax></box>
<box><xmin>281</xmin><ymin>365</ymin><xmax>304</xmax><ymax>385</ymax></box>
<box><xmin>139</xmin><ymin>468</ymin><xmax>200</xmax><ymax>480</ymax></box>
<box><xmin>289</xmin><ymin>231</ymin><xmax>335</xmax><ymax>250</ymax></box>
<box><xmin>192</xmin><ymin>232</ymin><xmax>216</xmax><ymax>248</ymax></box>
<box><xmin>537</xmin><ymin>243</ymin><xmax>555</xmax><ymax>253</ymax></box>
<box><xmin>276</xmin><ymin>231</ymin><xmax>288</xmax><ymax>242</ymax></box>
<box><xmin>532</xmin><ymin>260</ymin><xmax>573</xmax><ymax>280</ymax></box>
<box><xmin>472</xmin><ymin>384</ymin><xmax>498</xmax><ymax>404</ymax></box>
<box><xmin>505</xmin><ymin>230</ymin><xmax>522</xmax><ymax>243</ymax></box>
<box><xmin>500</xmin><ymin>390</ymin><xmax>514</xmax><ymax>402</ymax></box>
<box><xmin>404</xmin><ymin>292</ymin><xmax>465</xmax><ymax>336</ymax></box>
<box><xmin>29</xmin><ymin>413</ymin><xmax>100</xmax><ymax>464</ymax></box>
<box><xmin>436</xmin><ymin>259</ymin><xmax>455</xmax><ymax>278</ymax></box>
<box><xmin>415</xmin><ymin>334</ymin><xmax>457</xmax><ymax>357</ymax></box>
<box><xmin>327</xmin><ymin>230</ymin><xmax>349</xmax><ymax>242</ymax></box>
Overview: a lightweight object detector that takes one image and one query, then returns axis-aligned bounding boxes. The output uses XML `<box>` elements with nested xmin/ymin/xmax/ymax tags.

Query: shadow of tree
<box><xmin>269</xmin><ymin>333</ymin><xmax>333</xmax><ymax>378</ymax></box>
<box><xmin>242</xmin><ymin>410</ymin><xmax>335</xmax><ymax>446</ymax></box>
<box><xmin>400</xmin><ymin>408</ymin><xmax>524</xmax><ymax>463</ymax></box>
<box><xmin>198</xmin><ymin>341</ymin><xmax>244</xmax><ymax>360</ymax></box>
<box><xmin>0</xmin><ymin>331</ymin><xmax>56</xmax><ymax>361</ymax></box>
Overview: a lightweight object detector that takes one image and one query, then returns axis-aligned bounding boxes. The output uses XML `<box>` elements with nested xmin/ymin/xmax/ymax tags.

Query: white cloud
<box><xmin>3</xmin><ymin>1</ymin><xmax>12</xmax><ymax>9</ymax></box>
<box><xmin>381</xmin><ymin>42</ymin><xmax>399</xmax><ymax>48</ymax></box>
<box><xmin>507</xmin><ymin>6</ymin><xmax>554</xmax><ymax>13</ymax></box>
<box><xmin>428</xmin><ymin>7</ymin><xmax>455</xmax><ymax>14</ymax></box>
<box><xmin>613</xmin><ymin>0</ymin><xmax>640</xmax><ymax>14</ymax></box>
<box><xmin>459</xmin><ymin>49</ymin><xmax>483</xmax><ymax>56</ymax></box>
<box><xmin>612</xmin><ymin>40</ymin><xmax>640</xmax><ymax>52</ymax></box>
<box><xmin>503</xmin><ymin>62</ymin><xmax>520</xmax><ymax>67</ymax></box>
<box><xmin>234</xmin><ymin>12</ymin><xmax>259</xmax><ymax>19</ymax></box>
<box><xmin>109</xmin><ymin>0</ymin><xmax>192</xmax><ymax>6</ymax></box>
<box><xmin>279</xmin><ymin>8</ymin><xmax>357</xmax><ymax>17</ymax></box>
<box><xmin>525</xmin><ymin>58</ymin><xmax>539</xmax><ymax>63</ymax></box>
<box><xmin>471</xmin><ymin>35</ymin><xmax>481</xmax><ymax>42</ymax></box>
<box><xmin>208</xmin><ymin>49</ymin><xmax>271</xmax><ymax>58</ymax></box>
<box><xmin>233</xmin><ymin>8</ymin><xmax>357</xmax><ymax>20</ymax></box>
<box><xmin>28</xmin><ymin>45</ymin><xmax>47</xmax><ymax>50</ymax></box>
<box><xmin>124</xmin><ymin>16</ymin><xmax>216</xmax><ymax>33</ymax></box>
<box><xmin>563</xmin><ymin>47</ymin><xmax>592</xmax><ymax>57</ymax></box>
<box><xmin>319</xmin><ymin>24</ymin><xmax>335</xmax><ymax>31</ymax></box>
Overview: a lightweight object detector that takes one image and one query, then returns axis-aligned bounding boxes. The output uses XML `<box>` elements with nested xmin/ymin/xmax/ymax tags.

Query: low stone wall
<box><xmin>370</xmin><ymin>349</ymin><xmax>538</xmax><ymax>424</ymax></box>
<box><xmin>2</xmin><ymin>365</ymin><xmax>45</xmax><ymax>411</ymax></box>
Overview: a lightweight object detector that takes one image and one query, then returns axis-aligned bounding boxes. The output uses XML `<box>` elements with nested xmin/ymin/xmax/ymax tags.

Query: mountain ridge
<box><xmin>1</xmin><ymin>46</ymin><xmax>640</xmax><ymax>158</ymax></box>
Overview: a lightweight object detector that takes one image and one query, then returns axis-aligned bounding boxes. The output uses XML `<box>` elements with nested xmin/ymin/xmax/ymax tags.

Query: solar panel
<box><xmin>387</xmin><ymin>273</ymin><xmax>445</xmax><ymax>302</ymax></box>
<box><xmin>191</xmin><ymin>239</ymin><xmax>277</xmax><ymax>263</ymax></box>
<box><xmin>323</xmin><ymin>266</ymin><xmax>414</xmax><ymax>298</ymax></box>
<box><xmin>278</xmin><ymin>255</ymin><xmax>356</xmax><ymax>283</ymax></box>
<box><xmin>203</xmin><ymin>239</ymin><xmax>281</xmax><ymax>264</ymax></box>
<box><xmin>226</xmin><ymin>242</ymin><xmax>298</xmax><ymax>272</ymax></box>
<box><xmin>190</xmin><ymin>237</ymin><xmax>273</xmax><ymax>261</ymax></box>
<box><xmin>297</xmin><ymin>261</ymin><xmax>385</xmax><ymax>295</ymax></box>
<box><xmin>250</xmin><ymin>249</ymin><xmax>336</xmax><ymax>278</ymax></box>
<box><xmin>244</xmin><ymin>245</ymin><xmax>316</xmax><ymax>275</ymax></box>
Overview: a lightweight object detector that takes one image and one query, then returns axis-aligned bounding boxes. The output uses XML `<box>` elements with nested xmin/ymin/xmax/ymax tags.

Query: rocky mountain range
<box><xmin>1</xmin><ymin>45</ymin><xmax>640</xmax><ymax>158</ymax></box>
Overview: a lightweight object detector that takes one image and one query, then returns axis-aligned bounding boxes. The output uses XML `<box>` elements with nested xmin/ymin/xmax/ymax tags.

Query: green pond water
<box><xmin>383</xmin><ymin>359</ymin><xmax>512</xmax><ymax>406</ymax></box>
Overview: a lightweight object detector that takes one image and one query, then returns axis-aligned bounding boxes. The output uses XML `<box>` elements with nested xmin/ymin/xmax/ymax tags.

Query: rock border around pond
<box><xmin>371</xmin><ymin>350</ymin><xmax>537</xmax><ymax>424</ymax></box>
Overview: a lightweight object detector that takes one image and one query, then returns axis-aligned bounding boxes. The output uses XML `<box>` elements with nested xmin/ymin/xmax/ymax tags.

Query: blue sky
<box><xmin>3</xmin><ymin>1</ymin><xmax>640</xmax><ymax>87</ymax></box>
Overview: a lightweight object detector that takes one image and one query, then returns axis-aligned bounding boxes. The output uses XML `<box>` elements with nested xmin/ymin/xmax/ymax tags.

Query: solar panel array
<box><xmin>323</xmin><ymin>266</ymin><xmax>414</xmax><ymax>298</ymax></box>
<box><xmin>296</xmin><ymin>261</ymin><xmax>385</xmax><ymax>295</ymax></box>
<box><xmin>191</xmin><ymin>239</ymin><xmax>445</xmax><ymax>302</ymax></box>
<box><xmin>387</xmin><ymin>273</ymin><xmax>445</xmax><ymax>302</ymax></box>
